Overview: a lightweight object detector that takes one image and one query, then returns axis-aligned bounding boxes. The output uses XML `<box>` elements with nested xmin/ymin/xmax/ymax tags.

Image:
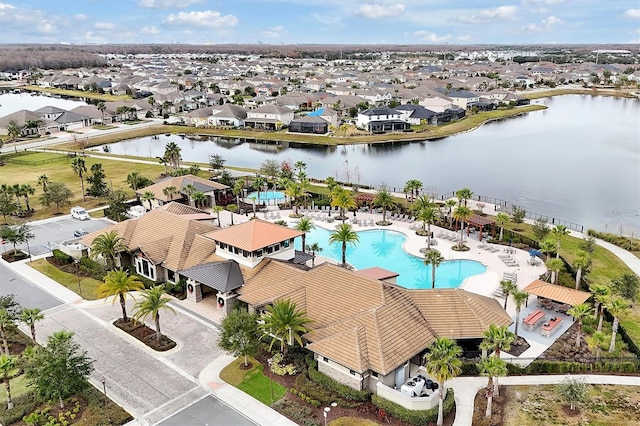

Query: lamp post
<box><xmin>102</xmin><ymin>378</ymin><xmax>110</xmax><ymax>423</ymax></box>
<box><xmin>267</xmin><ymin>358</ymin><xmax>274</xmax><ymax>405</ymax></box>
<box><xmin>74</xmin><ymin>258</ymin><xmax>82</xmax><ymax>297</ymax></box>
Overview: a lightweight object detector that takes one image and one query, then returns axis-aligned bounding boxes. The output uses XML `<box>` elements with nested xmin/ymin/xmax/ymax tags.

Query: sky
<box><xmin>1</xmin><ymin>0</ymin><xmax>639</xmax><ymax>45</ymax></box>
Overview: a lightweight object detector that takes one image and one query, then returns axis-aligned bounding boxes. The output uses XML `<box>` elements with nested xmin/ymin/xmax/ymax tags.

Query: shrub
<box><xmin>587</xmin><ymin>229</ymin><xmax>640</xmax><ymax>251</ymax></box>
<box><xmin>52</xmin><ymin>249</ymin><xmax>73</xmax><ymax>264</ymax></box>
<box><xmin>372</xmin><ymin>388</ymin><xmax>455</xmax><ymax>426</ymax></box>
<box><xmin>273</xmin><ymin>399</ymin><xmax>321</xmax><ymax>426</ymax></box>
<box><xmin>271</xmin><ymin>352</ymin><xmax>298</xmax><ymax>376</ymax></box>
<box><xmin>79</xmin><ymin>256</ymin><xmax>106</xmax><ymax>280</ymax></box>
<box><xmin>307</xmin><ymin>358</ymin><xmax>371</xmax><ymax>402</ymax></box>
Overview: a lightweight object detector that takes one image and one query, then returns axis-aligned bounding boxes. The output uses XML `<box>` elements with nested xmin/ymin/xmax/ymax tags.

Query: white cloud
<box><xmin>354</xmin><ymin>3</ymin><xmax>405</xmax><ymax>19</ymax></box>
<box><xmin>457</xmin><ymin>6</ymin><xmax>517</xmax><ymax>24</ymax></box>
<box><xmin>140</xmin><ymin>25</ymin><xmax>159</xmax><ymax>34</ymax></box>
<box><xmin>312</xmin><ymin>13</ymin><xmax>341</xmax><ymax>25</ymax></box>
<box><xmin>457</xmin><ymin>35</ymin><xmax>472</xmax><ymax>41</ymax></box>
<box><xmin>263</xmin><ymin>25</ymin><xmax>285</xmax><ymax>38</ymax></box>
<box><xmin>138</xmin><ymin>0</ymin><xmax>203</xmax><ymax>8</ymax></box>
<box><xmin>522</xmin><ymin>15</ymin><xmax>564</xmax><ymax>32</ymax></box>
<box><xmin>164</xmin><ymin>10</ymin><xmax>239</xmax><ymax>29</ymax></box>
<box><xmin>94</xmin><ymin>22</ymin><xmax>115</xmax><ymax>30</ymax></box>
<box><xmin>75</xmin><ymin>14</ymin><xmax>88</xmax><ymax>21</ymax></box>
<box><xmin>38</xmin><ymin>20</ymin><xmax>56</xmax><ymax>33</ymax></box>
<box><xmin>413</xmin><ymin>30</ymin><xmax>451</xmax><ymax>43</ymax></box>
<box><xmin>624</xmin><ymin>9</ymin><xmax>640</xmax><ymax>19</ymax></box>
<box><xmin>0</xmin><ymin>3</ymin><xmax>15</xmax><ymax>10</ymax></box>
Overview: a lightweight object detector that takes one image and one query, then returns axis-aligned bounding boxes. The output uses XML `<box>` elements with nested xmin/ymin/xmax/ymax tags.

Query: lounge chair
<box><xmin>368</xmin><ymin>218</ymin><xmax>375</xmax><ymax>226</ymax></box>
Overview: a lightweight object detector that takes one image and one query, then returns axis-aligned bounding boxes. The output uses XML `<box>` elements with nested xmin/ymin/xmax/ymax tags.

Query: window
<box><xmin>322</xmin><ymin>357</ymin><xmax>328</xmax><ymax>362</ymax></box>
<box><xmin>167</xmin><ymin>270</ymin><xmax>175</xmax><ymax>282</ymax></box>
<box><xmin>256</xmin><ymin>249</ymin><xmax>263</xmax><ymax>257</ymax></box>
<box><xmin>349</xmin><ymin>370</ymin><xmax>356</xmax><ymax>376</ymax></box>
<box><xmin>283</xmin><ymin>240</ymin><xmax>290</xmax><ymax>248</ymax></box>
<box><xmin>371</xmin><ymin>372</ymin><xmax>378</xmax><ymax>378</ymax></box>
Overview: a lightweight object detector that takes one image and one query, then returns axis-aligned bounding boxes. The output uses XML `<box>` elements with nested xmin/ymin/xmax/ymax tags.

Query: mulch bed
<box><xmin>1</xmin><ymin>251</ymin><xmax>29</xmax><ymax>262</ymax></box>
<box><xmin>114</xmin><ymin>318</ymin><xmax>176</xmax><ymax>352</ymax></box>
<box><xmin>504</xmin><ymin>336</ymin><xmax>531</xmax><ymax>357</ymax></box>
<box><xmin>472</xmin><ymin>386</ymin><xmax>506</xmax><ymax>426</ymax></box>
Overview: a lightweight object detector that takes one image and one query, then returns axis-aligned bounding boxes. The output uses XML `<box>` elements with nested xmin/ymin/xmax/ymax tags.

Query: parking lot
<box><xmin>11</xmin><ymin>215</ymin><xmax>113</xmax><ymax>256</ymax></box>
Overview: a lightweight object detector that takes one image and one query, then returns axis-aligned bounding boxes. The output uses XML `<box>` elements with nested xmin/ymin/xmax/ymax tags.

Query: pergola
<box><xmin>466</xmin><ymin>214</ymin><xmax>496</xmax><ymax>241</ymax></box>
<box><xmin>355</xmin><ymin>192</ymin><xmax>375</xmax><ymax>210</ymax></box>
<box><xmin>523</xmin><ymin>280</ymin><xmax>591</xmax><ymax>306</ymax></box>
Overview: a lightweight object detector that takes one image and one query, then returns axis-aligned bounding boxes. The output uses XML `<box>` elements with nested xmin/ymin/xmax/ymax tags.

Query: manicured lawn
<box><xmin>220</xmin><ymin>357</ymin><xmax>286</xmax><ymax>406</ymax></box>
<box><xmin>29</xmin><ymin>258</ymin><xmax>103</xmax><ymax>300</ymax></box>
<box><xmin>0</xmin><ymin>373</ymin><xmax>30</xmax><ymax>402</ymax></box>
<box><xmin>330</xmin><ymin>418</ymin><xmax>378</xmax><ymax>426</ymax></box>
<box><xmin>19</xmin><ymin>85</ymin><xmax>130</xmax><ymax>101</ymax></box>
<box><xmin>92</xmin><ymin>125</ymin><xmax>117</xmax><ymax>130</ymax></box>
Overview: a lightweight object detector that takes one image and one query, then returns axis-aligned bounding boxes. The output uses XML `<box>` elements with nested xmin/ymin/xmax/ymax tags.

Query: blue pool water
<box><xmin>295</xmin><ymin>228</ymin><xmax>486</xmax><ymax>289</ymax></box>
<box><xmin>247</xmin><ymin>191</ymin><xmax>287</xmax><ymax>203</ymax></box>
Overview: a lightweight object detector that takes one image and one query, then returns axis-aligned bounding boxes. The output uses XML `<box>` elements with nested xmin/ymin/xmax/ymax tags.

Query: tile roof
<box><xmin>523</xmin><ymin>280</ymin><xmax>591</xmax><ymax>306</ymax></box>
<box><xmin>355</xmin><ymin>267</ymin><xmax>399</xmax><ymax>280</ymax></box>
<box><xmin>136</xmin><ymin>174</ymin><xmax>228</xmax><ymax>202</ymax></box>
<box><xmin>204</xmin><ymin>219</ymin><xmax>304</xmax><ymax>252</ymax></box>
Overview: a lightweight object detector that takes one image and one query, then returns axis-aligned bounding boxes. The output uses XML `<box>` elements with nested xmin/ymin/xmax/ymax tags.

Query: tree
<box><xmin>209</xmin><ymin>154</ymin><xmax>226</xmax><ymax>172</ymax></box>
<box><xmin>403</xmin><ymin>179</ymin><xmax>423</xmax><ymax>202</ymax></box>
<box><xmin>192</xmin><ymin>191</ymin><xmax>206</xmax><ymax>209</ymax></box>
<box><xmin>590</xmin><ymin>283</ymin><xmax>611</xmax><ymax>332</ymax></box>
<box><xmin>455</xmin><ymin>187</ymin><xmax>473</xmax><ymax>206</ymax></box>
<box><xmin>37</xmin><ymin>174</ymin><xmax>49</xmax><ymax>194</ymax></box>
<box><xmin>20</xmin><ymin>308</ymin><xmax>44</xmax><ymax>343</ymax></box>
<box><xmin>38</xmin><ymin>182</ymin><xmax>74</xmax><ymax>214</ymax></box>
<box><xmin>424</xmin><ymin>337</ymin><xmax>462</xmax><ymax>426</ymax></box>
<box><xmin>218</xmin><ymin>309</ymin><xmax>260</xmax><ymax>367</ymax></box>
<box><xmin>86</xmin><ymin>163</ymin><xmax>109</xmax><ymax>198</ymax></box>
<box><xmin>556</xmin><ymin>377</ymin><xmax>588</xmax><ymax>411</ymax></box>
<box><xmin>587</xmin><ymin>331</ymin><xmax>608</xmax><ymax>361</ymax></box>
<box><xmin>71</xmin><ymin>157</ymin><xmax>87</xmax><ymax>202</ymax></box>
<box><xmin>126</xmin><ymin>172</ymin><xmax>153</xmax><ymax>191</ymax></box>
<box><xmin>99</xmin><ymin>269</ymin><xmax>145</xmax><ymax>323</ymax></box>
<box><xmin>164</xmin><ymin>142</ymin><xmax>182</xmax><ymax>172</ymax></box>
<box><xmin>141</xmin><ymin>191</ymin><xmax>155</xmax><ymax>211</ymax></box>
<box><xmin>162</xmin><ymin>185</ymin><xmax>179</xmax><ymax>201</ymax></box>
<box><xmin>183</xmin><ymin>183</ymin><xmax>196</xmax><ymax>206</ymax></box>
<box><xmin>106</xmin><ymin>189</ymin><xmax>129</xmax><ymax>222</ymax></box>
<box><xmin>227</xmin><ymin>204</ymin><xmax>237</xmax><ymax>225</ymax></box>
<box><xmin>294</xmin><ymin>217</ymin><xmax>315</xmax><ymax>253</ymax></box>
<box><xmin>90</xmin><ymin>230</ymin><xmax>126</xmax><ymax>270</ymax></box>
<box><xmin>416</xmin><ymin>204</ymin><xmax>438</xmax><ymax>250</ymax></box>
<box><xmin>19</xmin><ymin>184</ymin><xmax>35</xmax><ymax>212</ymax></box>
<box><xmin>0</xmin><ymin>226</ymin><xmax>20</xmax><ymax>256</ymax></box>
<box><xmin>567</xmin><ymin>303</ymin><xmax>592</xmax><ymax>349</ymax></box>
<box><xmin>572</xmin><ymin>250</ymin><xmax>590</xmax><ymax>290</ymax></box>
<box><xmin>331</xmin><ymin>187</ymin><xmax>356</xmax><ymax>221</ymax></box>
<box><xmin>329</xmin><ymin>223</ymin><xmax>359</xmax><ymax>267</ymax></box>
<box><xmin>500</xmin><ymin>280</ymin><xmax>517</xmax><ymax>310</ymax></box>
<box><xmin>478</xmin><ymin>356</ymin><xmax>507</xmax><ymax>418</ymax></box>
<box><xmin>97</xmin><ymin>101</ymin><xmax>106</xmax><ymax>123</ymax></box>
<box><xmin>259</xmin><ymin>299</ymin><xmax>311</xmax><ymax>357</ymax></box>
<box><xmin>0</xmin><ymin>296</ymin><xmax>21</xmax><ymax>320</ymax></box>
<box><xmin>0</xmin><ymin>309</ymin><xmax>16</xmax><ymax>355</ymax></box>
<box><xmin>546</xmin><ymin>258</ymin><xmax>564</xmax><ymax>284</ymax></box>
<box><xmin>285</xmin><ymin>182</ymin><xmax>306</xmax><ymax>216</ymax></box>
<box><xmin>306</xmin><ymin>242</ymin><xmax>322</xmax><ymax>267</ymax></box>
<box><xmin>133</xmin><ymin>285</ymin><xmax>176</xmax><ymax>342</ymax></box>
<box><xmin>540</xmin><ymin>239</ymin><xmax>557</xmax><ymax>260</ymax></box>
<box><xmin>0</xmin><ymin>193</ymin><xmax>18</xmax><ymax>223</ymax></box>
<box><xmin>0</xmin><ymin>354</ymin><xmax>17</xmax><ymax>409</ymax></box>
<box><xmin>611</xmin><ymin>273</ymin><xmax>640</xmax><ymax>305</ymax></box>
<box><xmin>252</xmin><ymin>176</ymin><xmax>266</xmax><ymax>210</ymax></box>
<box><xmin>481</xmin><ymin>324</ymin><xmax>514</xmax><ymax>359</ymax></box>
<box><xmin>423</xmin><ymin>249</ymin><xmax>444</xmax><ymax>289</ymax></box>
<box><xmin>260</xmin><ymin>159</ymin><xmax>280</xmax><ymax>189</ymax></box>
<box><xmin>512</xmin><ymin>290</ymin><xmax>529</xmax><ymax>336</ymax></box>
<box><xmin>373</xmin><ymin>187</ymin><xmax>396</xmax><ymax>223</ymax></box>
<box><xmin>532</xmin><ymin>217</ymin><xmax>550</xmax><ymax>241</ymax></box>
<box><xmin>605</xmin><ymin>297</ymin><xmax>629</xmax><ymax>352</ymax></box>
<box><xmin>551</xmin><ymin>225</ymin><xmax>570</xmax><ymax>258</ymax></box>
<box><xmin>6</xmin><ymin>120</ymin><xmax>21</xmax><ymax>153</ymax></box>
<box><xmin>232</xmin><ymin>180</ymin><xmax>244</xmax><ymax>206</ymax></box>
<box><xmin>453</xmin><ymin>205</ymin><xmax>472</xmax><ymax>249</ymax></box>
<box><xmin>510</xmin><ymin>205</ymin><xmax>526</xmax><ymax>227</ymax></box>
<box><xmin>23</xmin><ymin>331</ymin><xmax>94</xmax><ymax>408</ymax></box>
<box><xmin>580</xmin><ymin>235</ymin><xmax>596</xmax><ymax>254</ymax></box>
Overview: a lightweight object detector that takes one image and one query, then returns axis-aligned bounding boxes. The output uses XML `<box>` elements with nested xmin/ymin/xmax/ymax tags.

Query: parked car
<box><xmin>70</xmin><ymin>206</ymin><xmax>90</xmax><ymax>220</ymax></box>
<box><xmin>73</xmin><ymin>229</ymin><xmax>89</xmax><ymax>238</ymax></box>
<box><xmin>127</xmin><ymin>205</ymin><xmax>146</xmax><ymax>219</ymax></box>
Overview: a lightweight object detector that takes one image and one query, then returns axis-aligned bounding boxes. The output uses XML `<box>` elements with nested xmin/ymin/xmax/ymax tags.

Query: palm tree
<box><xmin>495</xmin><ymin>213</ymin><xmax>510</xmax><ymax>241</ymax></box>
<box><xmin>90</xmin><ymin>230</ymin><xmax>126</xmax><ymax>270</ymax></box>
<box><xmin>424</xmin><ymin>337</ymin><xmax>462</xmax><ymax>426</ymax></box>
<box><xmin>455</xmin><ymin>187</ymin><xmax>473</xmax><ymax>206</ymax></box>
<box><xmin>572</xmin><ymin>250</ymin><xmax>590</xmax><ymax>290</ymax></box>
<box><xmin>329</xmin><ymin>223</ymin><xmax>359</xmax><ymax>267</ymax></box>
<box><xmin>71</xmin><ymin>157</ymin><xmax>87</xmax><ymax>202</ymax></box>
<box><xmin>512</xmin><ymin>290</ymin><xmax>529</xmax><ymax>336</ymax></box>
<box><xmin>183</xmin><ymin>184</ymin><xmax>196</xmax><ymax>206</ymax></box>
<box><xmin>605</xmin><ymin>297</ymin><xmax>629</xmax><ymax>353</ymax></box>
<box><xmin>551</xmin><ymin>225</ymin><xmax>570</xmax><ymax>258</ymax></box>
<box><xmin>97</xmin><ymin>101</ymin><xmax>106</xmax><ymax>123</ymax></box>
<box><xmin>212</xmin><ymin>205</ymin><xmax>223</xmax><ymax>226</ymax></box>
<box><xmin>285</xmin><ymin>181</ymin><xmax>305</xmax><ymax>216</ymax></box>
<box><xmin>373</xmin><ymin>187</ymin><xmax>396</xmax><ymax>223</ymax></box>
<box><xmin>424</xmin><ymin>249</ymin><xmax>444</xmax><ymax>289</ymax></box>
<box><xmin>481</xmin><ymin>324</ymin><xmax>515</xmax><ymax>359</ymax></box>
<box><xmin>133</xmin><ymin>285</ymin><xmax>176</xmax><ymax>342</ymax></box>
<box><xmin>141</xmin><ymin>191</ymin><xmax>155</xmax><ymax>211</ymax></box>
<box><xmin>147</xmin><ymin>96</ymin><xmax>155</xmax><ymax>114</ymax></box>
<box><xmin>6</xmin><ymin>120</ymin><xmax>21</xmax><ymax>153</ymax></box>
<box><xmin>325</xmin><ymin>176</ymin><xmax>338</xmax><ymax>193</ymax></box>
<box><xmin>192</xmin><ymin>191</ymin><xmax>206</xmax><ymax>209</ymax></box>
<box><xmin>18</xmin><ymin>184</ymin><xmax>35</xmax><ymax>211</ymax></box>
<box><xmin>157</xmin><ymin>156</ymin><xmax>169</xmax><ymax>175</ymax></box>
<box><xmin>416</xmin><ymin>205</ymin><xmax>438</xmax><ymax>249</ymax></box>
<box><xmin>331</xmin><ymin>187</ymin><xmax>356</xmax><ymax>221</ymax></box>
<box><xmin>500</xmin><ymin>280</ymin><xmax>517</xmax><ymax>310</ymax></box>
<box><xmin>162</xmin><ymin>185</ymin><xmax>178</xmax><ymax>201</ymax></box>
<box><xmin>99</xmin><ymin>269</ymin><xmax>145</xmax><ymax>323</ymax></box>
<box><xmin>294</xmin><ymin>217</ymin><xmax>315</xmax><ymax>253</ymax></box>
<box><xmin>259</xmin><ymin>299</ymin><xmax>311</xmax><ymax>357</ymax></box>
<box><xmin>590</xmin><ymin>284</ymin><xmax>610</xmax><ymax>332</ymax></box>
<box><xmin>567</xmin><ymin>303</ymin><xmax>592</xmax><ymax>349</ymax></box>
<box><xmin>453</xmin><ymin>205</ymin><xmax>472</xmax><ymax>249</ymax></box>
<box><xmin>163</xmin><ymin>142</ymin><xmax>182</xmax><ymax>172</ymax></box>
<box><xmin>0</xmin><ymin>354</ymin><xmax>16</xmax><ymax>409</ymax></box>
<box><xmin>20</xmin><ymin>308</ymin><xmax>44</xmax><ymax>343</ymax></box>
<box><xmin>403</xmin><ymin>179</ymin><xmax>423</xmax><ymax>202</ymax></box>
<box><xmin>252</xmin><ymin>176</ymin><xmax>266</xmax><ymax>207</ymax></box>
<box><xmin>445</xmin><ymin>199</ymin><xmax>457</xmax><ymax>227</ymax></box>
<box><xmin>0</xmin><ymin>309</ymin><xmax>15</xmax><ymax>355</ymax></box>
<box><xmin>37</xmin><ymin>174</ymin><xmax>49</xmax><ymax>193</ymax></box>
<box><xmin>306</xmin><ymin>242</ymin><xmax>322</xmax><ymax>267</ymax></box>
<box><xmin>546</xmin><ymin>258</ymin><xmax>564</xmax><ymax>284</ymax></box>
<box><xmin>126</xmin><ymin>172</ymin><xmax>143</xmax><ymax>191</ymax></box>
<box><xmin>232</xmin><ymin>180</ymin><xmax>244</xmax><ymax>206</ymax></box>
<box><xmin>540</xmin><ymin>239</ymin><xmax>557</xmax><ymax>260</ymax></box>
<box><xmin>227</xmin><ymin>204</ymin><xmax>237</xmax><ymax>225</ymax></box>
<box><xmin>587</xmin><ymin>331</ymin><xmax>607</xmax><ymax>361</ymax></box>
<box><xmin>478</xmin><ymin>356</ymin><xmax>507</xmax><ymax>418</ymax></box>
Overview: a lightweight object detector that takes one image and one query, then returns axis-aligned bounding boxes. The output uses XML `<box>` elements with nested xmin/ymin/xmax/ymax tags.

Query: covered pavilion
<box><xmin>523</xmin><ymin>279</ymin><xmax>591</xmax><ymax>308</ymax></box>
<box><xmin>355</xmin><ymin>192</ymin><xmax>375</xmax><ymax>210</ymax></box>
<box><xmin>466</xmin><ymin>214</ymin><xmax>496</xmax><ymax>241</ymax></box>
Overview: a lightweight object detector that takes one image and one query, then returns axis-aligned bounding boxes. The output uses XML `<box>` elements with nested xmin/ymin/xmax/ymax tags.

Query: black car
<box><xmin>73</xmin><ymin>229</ymin><xmax>89</xmax><ymax>238</ymax></box>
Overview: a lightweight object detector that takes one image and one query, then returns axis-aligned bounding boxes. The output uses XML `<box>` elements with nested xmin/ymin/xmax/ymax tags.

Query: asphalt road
<box><xmin>0</xmin><ymin>261</ymin><xmax>62</xmax><ymax>310</ymax></box>
<box><xmin>157</xmin><ymin>395</ymin><xmax>256</xmax><ymax>426</ymax></box>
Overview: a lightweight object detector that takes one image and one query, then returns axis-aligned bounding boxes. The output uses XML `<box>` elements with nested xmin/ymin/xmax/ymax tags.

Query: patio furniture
<box><xmin>541</xmin><ymin>316</ymin><xmax>562</xmax><ymax>337</ymax></box>
<box><xmin>523</xmin><ymin>309</ymin><xmax>545</xmax><ymax>331</ymax></box>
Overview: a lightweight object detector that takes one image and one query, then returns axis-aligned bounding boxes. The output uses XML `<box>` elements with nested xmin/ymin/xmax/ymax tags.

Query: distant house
<box><xmin>288</xmin><ymin>115</ymin><xmax>329</xmax><ymax>134</ymax></box>
<box><xmin>394</xmin><ymin>104</ymin><xmax>437</xmax><ymax>125</ymax></box>
<box><xmin>208</xmin><ymin>104</ymin><xmax>247</xmax><ymax>127</ymax></box>
<box><xmin>435</xmin><ymin>89</ymin><xmax>480</xmax><ymax>109</ymax></box>
<box><xmin>356</xmin><ymin>106</ymin><xmax>410</xmax><ymax>133</ymax></box>
<box><xmin>184</xmin><ymin>107</ymin><xmax>216</xmax><ymax>127</ymax></box>
<box><xmin>244</xmin><ymin>104</ymin><xmax>294</xmax><ymax>130</ymax></box>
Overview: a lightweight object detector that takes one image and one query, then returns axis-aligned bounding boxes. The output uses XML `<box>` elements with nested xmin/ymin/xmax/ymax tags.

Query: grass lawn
<box><xmin>19</xmin><ymin>85</ymin><xmax>130</xmax><ymax>102</ymax></box>
<box><xmin>92</xmin><ymin>125</ymin><xmax>117</xmax><ymax>130</ymax></box>
<box><xmin>29</xmin><ymin>258</ymin><xmax>103</xmax><ymax>300</ymax></box>
<box><xmin>502</xmin><ymin>384</ymin><xmax>640</xmax><ymax>426</ymax></box>
<box><xmin>0</xmin><ymin>373</ymin><xmax>30</xmax><ymax>402</ymax></box>
<box><xmin>330</xmin><ymin>418</ymin><xmax>378</xmax><ymax>426</ymax></box>
<box><xmin>220</xmin><ymin>357</ymin><xmax>286</xmax><ymax>406</ymax></box>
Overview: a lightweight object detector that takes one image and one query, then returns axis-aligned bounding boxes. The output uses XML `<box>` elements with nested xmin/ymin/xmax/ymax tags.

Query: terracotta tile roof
<box><xmin>523</xmin><ymin>280</ymin><xmax>591</xmax><ymax>306</ymax></box>
<box><xmin>136</xmin><ymin>174</ymin><xmax>229</xmax><ymax>202</ymax></box>
<box><xmin>237</xmin><ymin>259</ymin><xmax>307</xmax><ymax>306</ymax></box>
<box><xmin>356</xmin><ymin>267</ymin><xmax>399</xmax><ymax>280</ymax></box>
<box><xmin>158</xmin><ymin>202</ymin><xmax>207</xmax><ymax>216</ymax></box>
<box><xmin>204</xmin><ymin>219</ymin><xmax>304</xmax><ymax>252</ymax></box>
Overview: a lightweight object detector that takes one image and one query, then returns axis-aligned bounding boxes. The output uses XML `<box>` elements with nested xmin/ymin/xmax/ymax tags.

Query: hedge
<box><xmin>307</xmin><ymin>358</ymin><xmax>371</xmax><ymax>402</ymax></box>
<box><xmin>52</xmin><ymin>249</ymin><xmax>73</xmax><ymax>264</ymax></box>
<box><xmin>461</xmin><ymin>359</ymin><xmax>640</xmax><ymax>376</ymax></box>
<box><xmin>372</xmin><ymin>388</ymin><xmax>455</xmax><ymax>426</ymax></box>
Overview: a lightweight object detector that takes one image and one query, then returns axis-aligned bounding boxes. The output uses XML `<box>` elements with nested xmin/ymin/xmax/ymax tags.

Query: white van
<box><xmin>70</xmin><ymin>206</ymin><xmax>90</xmax><ymax>220</ymax></box>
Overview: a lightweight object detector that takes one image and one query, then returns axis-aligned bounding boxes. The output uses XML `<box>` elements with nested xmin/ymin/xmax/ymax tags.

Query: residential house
<box><xmin>356</xmin><ymin>106</ymin><xmax>410</xmax><ymax>133</ymax></box>
<box><xmin>288</xmin><ymin>115</ymin><xmax>329</xmax><ymax>134</ymax></box>
<box><xmin>208</xmin><ymin>103</ymin><xmax>247</xmax><ymax>127</ymax></box>
<box><xmin>244</xmin><ymin>104</ymin><xmax>294</xmax><ymax>130</ymax></box>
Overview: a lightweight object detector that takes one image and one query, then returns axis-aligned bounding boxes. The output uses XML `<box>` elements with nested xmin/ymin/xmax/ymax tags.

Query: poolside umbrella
<box><xmin>529</xmin><ymin>249</ymin><xmax>543</xmax><ymax>258</ymax></box>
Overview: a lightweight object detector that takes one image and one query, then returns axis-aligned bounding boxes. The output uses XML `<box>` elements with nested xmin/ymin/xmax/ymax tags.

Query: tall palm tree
<box><xmin>325</xmin><ymin>176</ymin><xmax>338</xmax><ymax>193</ymax></box>
<box><xmin>161</xmin><ymin>186</ymin><xmax>177</xmax><ymax>203</ymax></box>
<box><xmin>18</xmin><ymin>184</ymin><xmax>35</xmax><ymax>211</ymax></box>
<box><xmin>11</xmin><ymin>184</ymin><xmax>22</xmax><ymax>209</ymax></box>
<box><xmin>424</xmin><ymin>337</ymin><xmax>462</xmax><ymax>426</ymax></box>
<box><xmin>99</xmin><ymin>269</ymin><xmax>145</xmax><ymax>323</ymax></box>
<box><xmin>126</xmin><ymin>172</ymin><xmax>143</xmax><ymax>191</ymax></box>
<box><xmin>495</xmin><ymin>213</ymin><xmax>510</xmax><ymax>241</ymax></box>
<box><xmin>373</xmin><ymin>187</ymin><xmax>396</xmax><ymax>223</ymax></box>
<box><xmin>306</xmin><ymin>242</ymin><xmax>322</xmax><ymax>267</ymax></box>
<box><xmin>480</xmin><ymin>324</ymin><xmax>514</xmax><ymax>397</ymax></box>
<box><xmin>331</xmin><ymin>187</ymin><xmax>356</xmax><ymax>221</ymax></box>
<box><xmin>259</xmin><ymin>299</ymin><xmax>311</xmax><ymax>357</ymax></box>
<box><xmin>232</xmin><ymin>180</ymin><xmax>245</xmax><ymax>206</ymax></box>
<box><xmin>252</xmin><ymin>176</ymin><xmax>266</xmax><ymax>206</ymax></box>
<box><xmin>445</xmin><ymin>199</ymin><xmax>457</xmax><ymax>227</ymax></box>
<box><xmin>147</xmin><ymin>96</ymin><xmax>155</xmax><ymax>114</ymax></box>
<box><xmin>294</xmin><ymin>217</ymin><xmax>315</xmax><ymax>253</ymax></box>
<box><xmin>0</xmin><ymin>354</ymin><xmax>16</xmax><ymax>409</ymax></box>
<box><xmin>551</xmin><ymin>225</ymin><xmax>570</xmax><ymax>258</ymax></box>
<box><xmin>0</xmin><ymin>309</ymin><xmax>15</xmax><ymax>355</ymax></box>
<box><xmin>605</xmin><ymin>297</ymin><xmax>629</xmax><ymax>353</ymax></box>
<box><xmin>478</xmin><ymin>356</ymin><xmax>507</xmax><ymax>418</ymax></box>
<box><xmin>285</xmin><ymin>181</ymin><xmax>305</xmax><ymax>216</ymax></box>
<box><xmin>590</xmin><ymin>284</ymin><xmax>610</xmax><ymax>332</ymax></box>
<box><xmin>6</xmin><ymin>120</ymin><xmax>21</xmax><ymax>153</ymax></box>
<box><xmin>71</xmin><ymin>157</ymin><xmax>87</xmax><ymax>202</ymax></box>
<box><xmin>403</xmin><ymin>179</ymin><xmax>423</xmax><ymax>202</ymax></box>
<box><xmin>141</xmin><ymin>191</ymin><xmax>155</xmax><ymax>211</ymax></box>
<box><xmin>37</xmin><ymin>174</ymin><xmax>49</xmax><ymax>193</ymax></box>
<box><xmin>183</xmin><ymin>184</ymin><xmax>196</xmax><ymax>206</ymax></box>
<box><xmin>133</xmin><ymin>285</ymin><xmax>176</xmax><ymax>342</ymax></box>
<box><xmin>192</xmin><ymin>191</ymin><xmax>206</xmax><ymax>209</ymax></box>
<box><xmin>227</xmin><ymin>204</ymin><xmax>237</xmax><ymax>225</ymax></box>
<box><xmin>572</xmin><ymin>250</ymin><xmax>590</xmax><ymax>290</ymax></box>
<box><xmin>416</xmin><ymin>205</ymin><xmax>438</xmax><ymax>249</ymax></box>
<box><xmin>424</xmin><ymin>249</ymin><xmax>444</xmax><ymax>289</ymax></box>
<box><xmin>567</xmin><ymin>303</ymin><xmax>592</xmax><ymax>349</ymax></box>
<box><xmin>540</xmin><ymin>239</ymin><xmax>557</xmax><ymax>260</ymax></box>
<box><xmin>587</xmin><ymin>331</ymin><xmax>607</xmax><ymax>361</ymax></box>
<box><xmin>453</xmin><ymin>205</ymin><xmax>472</xmax><ymax>249</ymax></box>
<box><xmin>455</xmin><ymin>187</ymin><xmax>473</xmax><ymax>206</ymax></box>
<box><xmin>163</xmin><ymin>142</ymin><xmax>182</xmax><ymax>171</ymax></box>
<box><xmin>97</xmin><ymin>101</ymin><xmax>106</xmax><ymax>123</ymax></box>
<box><xmin>90</xmin><ymin>230</ymin><xmax>126</xmax><ymax>270</ymax></box>
<box><xmin>212</xmin><ymin>205</ymin><xmax>223</xmax><ymax>226</ymax></box>
<box><xmin>546</xmin><ymin>258</ymin><xmax>564</xmax><ymax>284</ymax></box>
<box><xmin>329</xmin><ymin>223</ymin><xmax>359</xmax><ymax>267</ymax></box>
<box><xmin>20</xmin><ymin>308</ymin><xmax>44</xmax><ymax>343</ymax></box>
<box><xmin>512</xmin><ymin>290</ymin><xmax>529</xmax><ymax>336</ymax></box>
<box><xmin>500</xmin><ymin>280</ymin><xmax>517</xmax><ymax>310</ymax></box>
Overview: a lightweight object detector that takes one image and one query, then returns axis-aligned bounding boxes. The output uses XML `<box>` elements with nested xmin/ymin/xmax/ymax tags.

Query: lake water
<box><xmin>0</xmin><ymin>92</ymin><xmax>87</xmax><ymax>117</ymax></box>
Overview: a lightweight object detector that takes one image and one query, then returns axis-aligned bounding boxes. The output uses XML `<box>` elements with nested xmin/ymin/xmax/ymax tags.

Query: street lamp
<box><xmin>74</xmin><ymin>258</ymin><xmax>82</xmax><ymax>297</ymax></box>
<box><xmin>267</xmin><ymin>358</ymin><xmax>274</xmax><ymax>405</ymax></box>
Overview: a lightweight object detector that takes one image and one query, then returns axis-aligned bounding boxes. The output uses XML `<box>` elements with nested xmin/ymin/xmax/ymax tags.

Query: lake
<box><xmin>0</xmin><ymin>92</ymin><xmax>87</xmax><ymax>117</ymax></box>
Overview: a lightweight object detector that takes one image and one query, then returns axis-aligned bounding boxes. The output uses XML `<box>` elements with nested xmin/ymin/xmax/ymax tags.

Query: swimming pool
<box><xmin>246</xmin><ymin>190</ymin><xmax>287</xmax><ymax>205</ymax></box>
<box><xmin>295</xmin><ymin>228</ymin><xmax>486</xmax><ymax>289</ymax></box>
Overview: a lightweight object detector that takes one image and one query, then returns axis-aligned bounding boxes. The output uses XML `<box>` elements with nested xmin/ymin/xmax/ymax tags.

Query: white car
<box><xmin>70</xmin><ymin>206</ymin><xmax>90</xmax><ymax>221</ymax></box>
